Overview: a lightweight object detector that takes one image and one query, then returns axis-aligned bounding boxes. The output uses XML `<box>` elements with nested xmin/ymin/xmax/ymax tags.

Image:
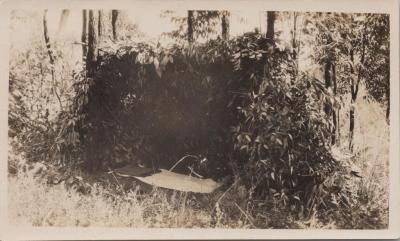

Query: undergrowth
<box><xmin>8</xmin><ymin>92</ymin><xmax>389</xmax><ymax>229</ymax></box>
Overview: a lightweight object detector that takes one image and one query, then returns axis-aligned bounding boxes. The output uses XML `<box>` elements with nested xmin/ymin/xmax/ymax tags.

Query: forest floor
<box><xmin>8</xmin><ymin>96</ymin><xmax>389</xmax><ymax>229</ymax></box>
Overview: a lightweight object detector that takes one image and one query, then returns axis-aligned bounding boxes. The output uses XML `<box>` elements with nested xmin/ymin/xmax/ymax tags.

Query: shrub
<box><xmin>228</xmin><ymin>33</ymin><xmax>339</xmax><ymax>213</ymax></box>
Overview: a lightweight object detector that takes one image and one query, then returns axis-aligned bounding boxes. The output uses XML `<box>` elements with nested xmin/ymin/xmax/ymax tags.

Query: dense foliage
<box><xmin>229</xmin><ymin>33</ymin><xmax>338</xmax><ymax>211</ymax></box>
<box><xmin>47</xmin><ymin>31</ymin><xmax>340</xmax><ymax>214</ymax></box>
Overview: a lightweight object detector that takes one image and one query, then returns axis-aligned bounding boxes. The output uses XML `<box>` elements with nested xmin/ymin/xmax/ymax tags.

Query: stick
<box><xmin>234</xmin><ymin>202</ymin><xmax>257</xmax><ymax>228</ymax></box>
<box><xmin>169</xmin><ymin>155</ymin><xmax>198</xmax><ymax>171</ymax></box>
<box><xmin>215</xmin><ymin>179</ymin><xmax>239</xmax><ymax>205</ymax></box>
<box><xmin>41</xmin><ymin>209</ymin><xmax>54</xmax><ymax>226</ymax></box>
<box><xmin>107</xmin><ymin>168</ymin><xmax>123</xmax><ymax>191</ymax></box>
<box><xmin>188</xmin><ymin>166</ymin><xmax>203</xmax><ymax>178</ymax></box>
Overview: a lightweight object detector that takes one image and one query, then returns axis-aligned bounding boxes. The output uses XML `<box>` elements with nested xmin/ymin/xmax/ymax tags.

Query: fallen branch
<box><xmin>215</xmin><ymin>179</ymin><xmax>239</xmax><ymax>205</ymax></box>
<box><xmin>107</xmin><ymin>167</ymin><xmax>124</xmax><ymax>192</ymax></box>
<box><xmin>234</xmin><ymin>202</ymin><xmax>257</xmax><ymax>228</ymax></box>
<box><xmin>169</xmin><ymin>155</ymin><xmax>198</xmax><ymax>171</ymax></box>
<box><xmin>41</xmin><ymin>208</ymin><xmax>54</xmax><ymax>226</ymax></box>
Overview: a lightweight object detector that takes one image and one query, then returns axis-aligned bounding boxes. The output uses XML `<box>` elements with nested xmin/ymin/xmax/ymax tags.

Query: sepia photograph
<box><xmin>1</xmin><ymin>0</ymin><xmax>399</xmax><ymax>239</ymax></box>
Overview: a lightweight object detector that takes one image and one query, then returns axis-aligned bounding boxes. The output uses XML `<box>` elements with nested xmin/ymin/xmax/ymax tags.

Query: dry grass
<box><xmin>8</xmin><ymin>171</ymin><xmax>217</xmax><ymax>228</ymax></box>
<box><xmin>319</xmin><ymin>87</ymin><xmax>389</xmax><ymax>229</ymax></box>
<box><xmin>8</xmin><ymin>164</ymin><xmax>252</xmax><ymax>228</ymax></box>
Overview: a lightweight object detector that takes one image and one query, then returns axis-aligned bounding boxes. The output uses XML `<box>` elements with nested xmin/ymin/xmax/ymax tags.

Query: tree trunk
<box><xmin>261</xmin><ymin>11</ymin><xmax>276</xmax><ymax>89</ymax></box>
<box><xmin>337</xmin><ymin>108</ymin><xmax>340</xmax><ymax>145</ymax></box>
<box><xmin>324</xmin><ymin>59</ymin><xmax>337</xmax><ymax>145</ymax></box>
<box><xmin>292</xmin><ymin>13</ymin><xmax>297</xmax><ymax>60</ymax></box>
<box><xmin>349</xmin><ymin>34</ymin><xmax>366</xmax><ymax>151</ymax></box>
<box><xmin>290</xmin><ymin>13</ymin><xmax>300</xmax><ymax>84</ymax></box>
<box><xmin>349</xmin><ymin>49</ymin><xmax>355</xmax><ymax>151</ymax></box>
<box><xmin>221</xmin><ymin>11</ymin><xmax>229</xmax><ymax>40</ymax></box>
<box><xmin>349</xmin><ymin>102</ymin><xmax>355</xmax><ymax>151</ymax></box>
<box><xmin>112</xmin><ymin>10</ymin><xmax>119</xmax><ymax>41</ymax></box>
<box><xmin>87</xmin><ymin>10</ymin><xmax>98</xmax><ymax>76</ymax></box>
<box><xmin>43</xmin><ymin>10</ymin><xmax>62</xmax><ymax>109</ymax></box>
<box><xmin>82</xmin><ymin>10</ymin><xmax>88</xmax><ymax>62</ymax></box>
<box><xmin>97</xmin><ymin>10</ymin><xmax>104</xmax><ymax>57</ymax></box>
<box><xmin>332</xmin><ymin>64</ymin><xmax>337</xmax><ymax>94</ymax></box>
<box><xmin>43</xmin><ymin>10</ymin><xmax>55</xmax><ymax>65</ymax></box>
<box><xmin>386</xmin><ymin>72</ymin><xmax>390</xmax><ymax>123</ymax></box>
<box><xmin>85</xmin><ymin>10</ymin><xmax>100</xmax><ymax>172</ymax></box>
<box><xmin>266</xmin><ymin>11</ymin><xmax>275</xmax><ymax>41</ymax></box>
<box><xmin>324</xmin><ymin>60</ymin><xmax>331</xmax><ymax>114</ymax></box>
<box><xmin>332</xmin><ymin>64</ymin><xmax>338</xmax><ymax>145</ymax></box>
<box><xmin>188</xmin><ymin>10</ymin><xmax>194</xmax><ymax>43</ymax></box>
<box><xmin>57</xmin><ymin>9</ymin><xmax>70</xmax><ymax>37</ymax></box>
<box><xmin>98</xmin><ymin>10</ymin><xmax>104</xmax><ymax>40</ymax></box>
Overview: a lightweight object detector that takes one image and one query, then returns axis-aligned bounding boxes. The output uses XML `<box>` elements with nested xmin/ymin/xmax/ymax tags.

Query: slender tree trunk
<box><xmin>349</xmin><ymin>49</ymin><xmax>356</xmax><ymax>151</ymax></box>
<box><xmin>332</xmin><ymin>64</ymin><xmax>337</xmax><ymax>94</ymax></box>
<box><xmin>349</xmin><ymin>101</ymin><xmax>355</xmax><ymax>151</ymax></box>
<box><xmin>221</xmin><ymin>11</ymin><xmax>229</xmax><ymax>40</ymax></box>
<box><xmin>290</xmin><ymin>13</ymin><xmax>298</xmax><ymax>84</ymax></box>
<box><xmin>332</xmin><ymin>64</ymin><xmax>338</xmax><ymax>145</ymax></box>
<box><xmin>56</xmin><ymin>9</ymin><xmax>70</xmax><ymax>37</ymax></box>
<box><xmin>324</xmin><ymin>59</ymin><xmax>337</xmax><ymax>145</ymax></box>
<box><xmin>349</xmin><ymin>35</ymin><xmax>365</xmax><ymax>151</ymax></box>
<box><xmin>188</xmin><ymin>10</ymin><xmax>194</xmax><ymax>43</ymax></box>
<box><xmin>87</xmin><ymin>10</ymin><xmax>98</xmax><ymax>76</ymax></box>
<box><xmin>98</xmin><ymin>10</ymin><xmax>104</xmax><ymax>40</ymax></box>
<box><xmin>85</xmin><ymin>10</ymin><xmax>100</xmax><ymax>172</ymax></box>
<box><xmin>259</xmin><ymin>11</ymin><xmax>275</xmax><ymax>84</ymax></box>
<box><xmin>292</xmin><ymin>13</ymin><xmax>297</xmax><ymax>60</ymax></box>
<box><xmin>82</xmin><ymin>10</ymin><xmax>88</xmax><ymax>62</ymax></box>
<box><xmin>111</xmin><ymin>10</ymin><xmax>119</xmax><ymax>41</ymax></box>
<box><xmin>324</xmin><ymin>60</ymin><xmax>331</xmax><ymax>113</ymax></box>
<box><xmin>386</xmin><ymin>72</ymin><xmax>390</xmax><ymax>123</ymax></box>
<box><xmin>43</xmin><ymin>10</ymin><xmax>55</xmax><ymax>65</ymax></box>
<box><xmin>43</xmin><ymin>10</ymin><xmax>62</xmax><ymax>109</ymax></box>
<box><xmin>97</xmin><ymin>10</ymin><xmax>104</xmax><ymax>57</ymax></box>
<box><xmin>266</xmin><ymin>11</ymin><xmax>276</xmax><ymax>42</ymax></box>
<box><xmin>337</xmin><ymin>108</ymin><xmax>340</xmax><ymax>145</ymax></box>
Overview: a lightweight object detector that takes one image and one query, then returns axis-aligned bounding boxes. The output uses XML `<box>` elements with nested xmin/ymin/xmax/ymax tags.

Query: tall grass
<box><xmin>330</xmin><ymin>87</ymin><xmax>389</xmax><ymax>228</ymax></box>
<box><xmin>8</xmin><ymin>171</ymin><xmax>216</xmax><ymax>228</ymax></box>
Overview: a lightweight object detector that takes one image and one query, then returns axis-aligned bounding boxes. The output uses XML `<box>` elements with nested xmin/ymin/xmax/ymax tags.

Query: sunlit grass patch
<box><xmin>8</xmin><ymin>171</ymin><xmax>215</xmax><ymax>228</ymax></box>
<box><xmin>325</xmin><ymin>89</ymin><xmax>389</xmax><ymax>228</ymax></box>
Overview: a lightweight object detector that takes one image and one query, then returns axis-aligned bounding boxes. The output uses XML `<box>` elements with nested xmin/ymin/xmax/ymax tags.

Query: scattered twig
<box><xmin>211</xmin><ymin>179</ymin><xmax>240</xmax><ymax>216</ymax></box>
<box><xmin>188</xmin><ymin>166</ymin><xmax>203</xmax><ymax>178</ymax></box>
<box><xmin>107</xmin><ymin>167</ymin><xmax>124</xmax><ymax>191</ymax></box>
<box><xmin>234</xmin><ymin>202</ymin><xmax>257</xmax><ymax>228</ymax></box>
<box><xmin>169</xmin><ymin>155</ymin><xmax>198</xmax><ymax>171</ymax></box>
<box><xmin>215</xmin><ymin>178</ymin><xmax>239</xmax><ymax>206</ymax></box>
<box><xmin>72</xmin><ymin>41</ymin><xmax>109</xmax><ymax>53</ymax></box>
<box><xmin>41</xmin><ymin>208</ymin><xmax>54</xmax><ymax>226</ymax></box>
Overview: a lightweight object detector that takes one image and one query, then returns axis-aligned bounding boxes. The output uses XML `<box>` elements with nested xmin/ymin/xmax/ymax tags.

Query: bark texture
<box><xmin>221</xmin><ymin>11</ymin><xmax>229</xmax><ymax>40</ymax></box>
<box><xmin>188</xmin><ymin>10</ymin><xmax>194</xmax><ymax>43</ymax></box>
<box><xmin>87</xmin><ymin>10</ymin><xmax>98</xmax><ymax>76</ymax></box>
<box><xmin>112</xmin><ymin>10</ymin><xmax>119</xmax><ymax>41</ymax></box>
<box><xmin>82</xmin><ymin>10</ymin><xmax>88</xmax><ymax>61</ymax></box>
<box><xmin>57</xmin><ymin>9</ymin><xmax>70</xmax><ymax>37</ymax></box>
<box><xmin>266</xmin><ymin>11</ymin><xmax>276</xmax><ymax>41</ymax></box>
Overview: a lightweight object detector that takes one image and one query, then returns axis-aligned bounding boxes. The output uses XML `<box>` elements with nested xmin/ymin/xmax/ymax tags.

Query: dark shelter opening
<box><xmin>81</xmin><ymin>42</ymin><xmax>237</xmax><ymax>178</ymax></box>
